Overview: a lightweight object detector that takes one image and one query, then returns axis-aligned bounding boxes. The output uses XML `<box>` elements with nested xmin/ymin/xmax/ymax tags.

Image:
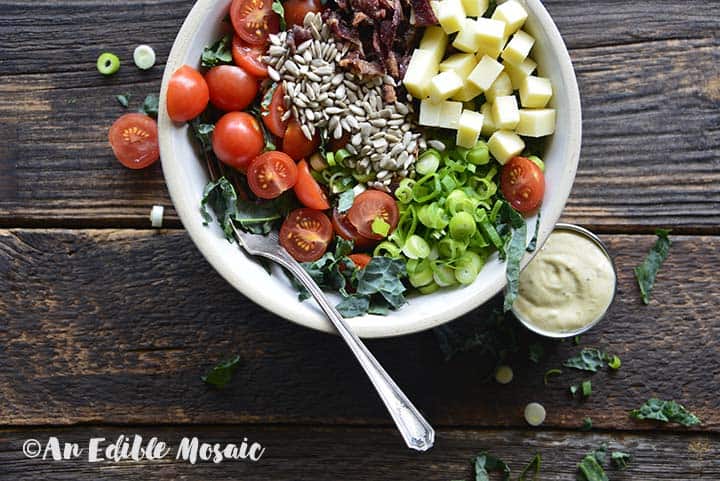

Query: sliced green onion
<box><xmin>432</xmin><ymin>263</ymin><xmax>456</xmax><ymax>287</ymax></box>
<box><xmin>524</xmin><ymin>402</ymin><xmax>546</xmax><ymax>426</ymax></box>
<box><xmin>479</xmin><ymin>214</ymin><xmax>504</xmax><ymax>250</ymax></box>
<box><xmin>607</xmin><ymin>355</ymin><xmax>621</xmax><ymax>370</ymax></box>
<box><xmin>408</xmin><ymin>259</ymin><xmax>433</xmax><ymax>287</ymax></box>
<box><xmin>326</xmin><ymin>151</ymin><xmax>336</xmax><ymax>167</ymax></box>
<box><xmin>495</xmin><ymin>365</ymin><xmax>514</xmax><ymax>384</ymax></box>
<box><xmin>454</xmin><ymin>251</ymin><xmax>483</xmax><ymax>284</ymax></box>
<box><xmin>402</xmin><ymin>234</ymin><xmax>431</xmax><ymax>259</ymax></box>
<box><xmin>374</xmin><ymin>241</ymin><xmax>402</xmax><ymax>258</ymax></box>
<box><xmin>449</xmin><ymin>211</ymin><xmax>477</xmax><ymax>241</ymax></box>
<box><xmin>438</xmin><ymin>237</ymin><xmax>467</xmax><ymax>259</ymax></box>
<box><xmin>440</xmin><ymin>175</ymin><xmax>457</xmax><ymax>192</ymax></box>
<box><xmin>469</xmin><ymin>231</ymin><xmax>489</xmax><ymax>249</ymax></box>
<box><xmin>417</xmin><ymin>203</ymin><xmax>449</xmax><ymax>230</ymax></box>
<box><xmin>489</xmin><ymin>199</ymin><xmax>504</xmax><ymax>222</ymax></box>
<box><xmin>133</xmin><ymin>44</ymin><xmax>156</xmax><ymax>70</ymax></box>
<box><xmin>97</xmin><ymin>52</ymin><xmax>120</xmax><ymax>75</ymax></box>
<box><xmin>466</xmin><ymin>163</ymin><xmax>477</xmax><ymax>173</ymax></box>
<box><xmin>412</xmin><ymin>173</ymin><xmax>441</xmax><ymax>203</ymax></box>
<box><xmin>543</xmin><ymin>368</ymin><xmax>562</xmax><ymax>385</ymax></box>
<box><xmin>581</xmin><ymin>380</ymin><xmax>592</xmax><ymax>397</ymax></box>
<box><xmin>446</xmin><ymin>190</ymin><xmax>475</xmax><ymax>216</ymax></box>
<box><xmin>527</xmin><ymin>155</ymin><xmax>545</xmax><ymax>172</ymax></box>
<box><xmin>149</xmin><ymin>205</ymin><xmax>164</xmax><ymax>228</ymax></box>
<box><xmin>335</xmin><ymin>148</ymin><xmax>351</xmax><ymax>164</ymax></box>
<box><xmin>416</xmin><ymin>149</ymin><xmax>441</xmax><ymax>175</ymax></box>
<box><xmin>467</xmin><ymin>142</ymin><xmax>490</xmax><ymax>165</ymax></box>
<box><xmin>352</xmin><ymin>171</ymin><xmax>376</xmax><ymax>183</ymax></box>
<box><xmin>395</xmin><ymin>185</ymin><xmax>413</xmax><ymax>204</ymax></box>
<box><xmin>417</xmin><ymin>281</ymin><xmax>440</xmax><ymax>294</ymax></box>
<box><xmin>470</xmin><ymin>176</ymin><xmax>498</xmax><ymax>200</ymax></box>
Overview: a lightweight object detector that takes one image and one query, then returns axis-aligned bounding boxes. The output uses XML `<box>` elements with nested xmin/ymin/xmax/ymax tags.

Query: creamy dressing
<box><xmin>514</xmin><ymin>230</ymin><xmax>616</xmax><ymax>333</ymax></box>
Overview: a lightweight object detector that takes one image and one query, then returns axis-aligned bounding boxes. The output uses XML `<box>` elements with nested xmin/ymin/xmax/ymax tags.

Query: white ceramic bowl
<box><xmin>158</xmin><ymin>0</ymin><xmax>581</xmax><ymax>338</ymax></box>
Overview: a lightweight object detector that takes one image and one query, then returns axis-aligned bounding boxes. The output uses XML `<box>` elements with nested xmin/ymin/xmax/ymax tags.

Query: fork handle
<box><xmin>267</xmin><ymin>250</ymin><xmax>435</xmax><ymax>452</ymax></box>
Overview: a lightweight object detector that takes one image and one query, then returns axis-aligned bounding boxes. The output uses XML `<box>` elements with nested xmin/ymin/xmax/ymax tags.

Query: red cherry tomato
<box><xmin>331</xmin><ymin>208</ymin><xmax>377</xmax><ymax>250</ymax></box>
<box><xmin>108</xmin><ymin>113</ymin><xmax>159</xmax><ymax>169</ymax></box>
<box><xmin>247</xmin><ymin>151</ymin><xmax>298</xmax><ymax>199</ymax></box>
<box><xmin>280</xmin><ymin>208</ymin><xmax>333</xmax><ymax>262</ymax></box>
<box><xmin>231</xmin><ymin>35</ymin><xmax>269</xmax><ymax>77</ymax></box>
<box><xmin>347</xmin><ymin>190</ymin><xmax>400</xmax><ymax>240</ymax></box>
<box><xmin>212</xmin><ymin>112</ymin><xmax>264</xmax><ymax>171</ymax></box>
<box><xmin>230</xmin><ymin>0</ymin><xmax>280</xmax><ymax>46</ymax></box>
<box><xmin>205</xmin><ymin>65</ymin><xmax>259</xmax><ymax>112</ymax></box>
<box><xmin>283</xmin><ymin>0</ymin><xmax>323</xmax><ymax>27</ymax></box>
<box><xmin>262</xmin><ymin>84</ymin><xmax>288</xmax><ymax>138</ymax></box>
<box><xmin>500</xmin><ymin>156</ymin><xmax>546</xmax><ymax>214</ymax></box>
<box><xmin>294</xmin><ymin>160</ymin><xmax>330</xmax><ymax>210</ymax></box>
<box><xmin>166</xmin><ymin>65</ymin><xmax>209</xmax><ymax>122</ymax></box>
<box><xmin>282</xmin><ymin>121</ymin><xmax>319</xmax><ymax>161</ymax></box>
<box><xmin>348</xmin><ymin>253</ymin><xmax>372</xmax><ymax>269</ymax></box>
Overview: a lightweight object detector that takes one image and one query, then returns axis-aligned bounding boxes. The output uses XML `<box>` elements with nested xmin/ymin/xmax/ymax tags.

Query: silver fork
<box><xmin>231</xmin><ymin>223</ymin><xmax>435</xmax><ymax>451</ymax></box>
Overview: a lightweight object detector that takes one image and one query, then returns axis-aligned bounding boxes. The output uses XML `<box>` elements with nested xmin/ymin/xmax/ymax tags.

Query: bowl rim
<box><xmin>158</xmin><ymin>0</ymin><xmax>582</xmax><ymax>338</ymax></box>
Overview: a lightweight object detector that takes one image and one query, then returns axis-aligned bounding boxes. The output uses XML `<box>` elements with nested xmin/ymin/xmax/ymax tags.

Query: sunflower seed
<box><xmin>301</xmin><ymin>124</ymin><xmax>313</xmax><ymax>140</ymax></box>
<box><xmin>427</xmin><ymin>140</ymin><xmax>446</xmax><ymax>151</ymax></box>
<box><xmin>333</xmin><ymin>124</ymin><xmax>343</xmax><ymax>139</ymax></box>
<box><xmin>371</xmin><ymin>119</ymin><xmax>387</xmax><ymax>128</ymax></box>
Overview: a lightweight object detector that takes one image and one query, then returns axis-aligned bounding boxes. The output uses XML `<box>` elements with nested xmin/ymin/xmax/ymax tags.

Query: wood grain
<box><xmin>1</xmin><ymin>229</ymin><xmax>718</xmax><ymax>429</ymax></box>
<box><xmin>0</xmin><ymin>425</ymin><xmax>718</xmax><ymax>480</ymax></box>
<box><xmin>0</xmin><ymin>1</ymin><xmax>718</xmax><ymax>231</ymax></box>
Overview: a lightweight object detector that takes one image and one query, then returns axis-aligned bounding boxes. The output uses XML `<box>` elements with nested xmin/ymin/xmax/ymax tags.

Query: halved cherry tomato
<box><xmin>294</xmin><ymin>160</ymin><xmax>330</xmax><ymax>210</ymax></box>
<box><xmin>205</xmin><ymin>65</ymin><xmax>258</xmax><ymax>112</ymax></box>
<box><xmin>331</xmin><ymin>208</ymin><xmax>377</xmax><ymax>250</ymax></box>
<box><xmin>212</xmin><ymin>112</ymin><xmax>264</xmax><ymax>171</ymax></box>
<box><xmin>262</xmin><ymin>84</ymin><xmax>288</xmax><ymax>138</ymax></box>
<box><xmin>108</xmin><ymin>113</ymin><xmax>159</xmax><ymax>169</ymax></box>
<box><xmin>280</xmin><ymin>208</ymin><xmax>333</xmax><ymax>262</ymax></box>
<box><xmin>230</xmin><ymin>0</ymin><xmax>280</xmax><ymax>46</ymax></box>
<box><xmin>348</xmin><ymin>253</ymin><xmax>372</xmax><ymax>269</ymax></box>
<box><xmin>500</xmin><ymin>156</ymin><xmax>546</xmax><ymax>214</ymax></box>
<box><xmin>282</xmin><ymin>121</ymin><xmax>320</xmax><ymax>161</ymax></box>
<box><xmin>247</xmin><ymin>151</ymin><xmax>298</xmax><ymax>199</ymax></box>
<box><xmin>347</xmin><ymin>190</ymin><xmax>400</xmax><ymax>240</ymax></box>
<box><xmin>166</xmin><ymin>65</ymin><xmax>209</xmax><ymax>122</ymax></box>
<box><xmin>231</xmin><ymin>35</ymin><xmax>269</xmax><ymax>78</ymax></box>
<box><xmin>283</xmin><ymin>0</ymin><xmax>323</xmax><ymax>27</ymax></box>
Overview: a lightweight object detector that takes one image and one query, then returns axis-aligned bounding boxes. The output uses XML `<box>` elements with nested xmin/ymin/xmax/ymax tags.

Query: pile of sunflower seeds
<box><xmin>264</xmin><ymin>12</ymin><xmax>426</xmax><ymax>190</ymax></box>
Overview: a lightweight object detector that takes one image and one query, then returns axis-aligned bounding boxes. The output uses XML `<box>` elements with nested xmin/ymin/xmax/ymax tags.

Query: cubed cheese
<box><xmin>438</xmin><ymin>100</ymin><xmax>464</xmax><ymax>129</ymax></box>
<box><xmin>436</xmin><ymin>0</ymin><xmax>466</xmax><ymax>34</ymax></box>
<box><xmin>462</xmin><ymin>0</ymin><xmax>489</xmax><ymax>17</ymax></box>
<box><xmin>492</xmin><ymin>0</ymin><xmax>528</xmax><ymax>37</ymax></box>
<box><xmin>419</xmin><ymin>26</ymin><xmax>449</xmax><ymax>65</ymax></box>
<box><xmin>485</xmin><ymin>71</ymin><xmax>513</xmax><ymax>102</ymax></box>
<box><xmin>451</xmin><ymin>81</ymin><xmax>483</xmax><ymax>102</ymax></box>
<box><xmin>475</xmin><ymin>18</ymin><xmax>507</xmax><ymax>58</ymax></box>
<box><xmin>504</xmin><ymin>57</ymin><xmax>536</xmax><ymax>88</ymax></box>
<box><xmin>480</xmin><ymin>102</ymin><xmax>499</xmax><ymax>136</ymax></box>
<box><xmin>519</xmin><ymin>75</ymin><xmax>553</xmax><ymax>108</ymax></box>
<box><xmin>456</xmin><ymin>110</ymin><xmax>485</xmax><ymax>148</ymax></box>
<box><xmin>453</xmin><ymin>18</ymin><xmax>481</xmax><ymax>53</ymax></box>
<box><xmin>403</xmin><ymin>49</ymin><xmax>438</xmax><ymax>99</ymax></box>
<box><xmin>501</xmin><ymin>30</ymin><xmax>535</xmax><ymax>65</ymax></box>
<box><xmin>492</xmin><ymin>95</ymin><xmax>520</xmax><ymax>129</ymax></box>
<box><xmin>467</xmin><ymin>55</ymin><xmax>504</xmax><ymax>91</ymax></box>
<box><xmin>439</xmin><ymin>53</ymin><xmax>478</xmax><ymax>78</ymax></box>
<box><xmin>488</xmin><ymin>130</ymin><xmax>525</xmax><ymax>164</ymax></box>
<box><xmin>429</xmin><ymin>70</ymin><xmax>464</xmax><ymax>101</ymax></box>
<box><xmin>419</xmin><ymin>99</ymin><xmax>443</xmax><ymax>127</ymax></box>
<box><xmin>516</xmin><ymin>109</ymin><xmax>556</xmax><ymax>137</ymax></box>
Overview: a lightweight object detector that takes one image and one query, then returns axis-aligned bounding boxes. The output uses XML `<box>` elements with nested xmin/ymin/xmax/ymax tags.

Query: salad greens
<box><xmin>496</xmin><ymin>201</ymin><xmax>528</xmax><ymax>311</ymax></box>
<box><xmin>578</xmin><ymin>451</ymin><xmax>608</xmax><ymax>481</ymax></box>
<box><xmin>202</xmin><ymin>355</ymin><xmax>241</xmax><ymax>388</ymax></box>
<box><xmin>630</xmin><ymin>398</ymin><xmax>700</xmax><ymax>426</ymax></box>
<box><xmin>563</xmin><ymin>348</ymin><xmax>608</xmax><ymax>372</ymax></box>
<box><xmin>475</xmin><ymin>452</ymin><xmax>511</xmax><ymax>481</ymax></box>
<box><xmin>271</xmin><ymin>0</ymin><xmax>287</xmax><ymax>30</ymax></box>
<box><xmin>139</xmin><ymin>94</ymin><xmax>159</xmax><ymax>118</ymax></box>
<box><xmin>201</xmin><ymin>34</ymin><xmax>233</xmax><ymax>68</ymax></box>
<box><xmin>517</xmin><ymin>454</ymin><xmax>541</xmax><ymax>481</ymax></box>
<box><xmin>581</xmin><ymin>417</ymin><xmax>593</xmax><ymax>431</ymax></box>
<box><xmin>191</xmin><ymin>119</ymin><xmax>216</xmax><ymax>152</ymax></box>
<box><xmin>634</xmin><ymin>229</ymin><xmax>671</xmax><ymax>304</ymax></box>
<box><xmin>611</xmin><ymin>451</ymin><xmax>632</xmax><ymax>470</ymax></box>
<box><xmin>116</xmin><ymin>94</ymin><xmax>131</xmax><ymax>108</ymax></box>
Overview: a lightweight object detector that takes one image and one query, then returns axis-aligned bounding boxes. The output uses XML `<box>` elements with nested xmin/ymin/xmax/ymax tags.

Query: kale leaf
<box><xmin>139</xmin><ymin>94</ymin><xmax>159</xmax><ymax>118</ymax></box>
<box><xmin>190</xmin><ymin>119</ymin><xmax>215</xmax><ymax>152</ymax></box>
<box><xmin>577</xmin><ymin>452</ymin><xmax>608</xmax><ymax>481</ymax></box>
<box><xmin>634</xmin><ymin>229</ymin><xmax>671</xmax><ymax>304</ymax></box>
<box><xmin>116</xmin><ymin>94</ymin><xmax>130</xmax><ymax>108</ymax></box>
<box><xmin>202</xmin><ymin>355</ymin><xmax>241</xmax><ymax>388</ymax></box>
<box><xmin>563</xmin><ymin>348</ymin><xmax>607</xmax><ymax>372</ymax></box>
<box><xmin>611</xmin><ymin>451</ymin><xmax>632</xmax><ymax>470</ymax></box>
<box><xmin>495</xmin><ymin>202</ymin><xmax>527</xmax><ymax>312</ymax></box>
<box><xmin>201</xmin><ymin>35</ymin><xmax>233</xmax><ymax>68</ymax></box>
<box><xmin>337</xmin><ymin>189</ymin><xmax>355</xmax><ymax>213</ymax></box>
<box><xmin>474</xmin><ymin>452</ymin><xmax>511</xmax><ymax>481</ymax></box>
<box><xmin>271</xmin><ymin>0</ymin><xmax>287</xmax><ymax>30</ymax></box>
<box><xmin>355</xmin><ymin>256</ymin><xmax>407</xmax><ymax>309</ymax></box>
<box><xmin>630</xmin><ymin>398</ymin><xmax>700</xmax><ymax>426</ymax></box>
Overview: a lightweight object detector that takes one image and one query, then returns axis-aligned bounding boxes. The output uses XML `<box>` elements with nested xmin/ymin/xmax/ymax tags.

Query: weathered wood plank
<box><xmin>0</xmin><ymin>426</ymin><xmax>718</xmax><ymax>480</ymax></box>
<box><xmin>1</xmin><ymin>229</ymin><xmax>718</xmax><ymax>429</ymax></box>
<box><xmin>0</xmin><ymin>1</ymin><xmax>718</xmax><ymax>230</ymax></box>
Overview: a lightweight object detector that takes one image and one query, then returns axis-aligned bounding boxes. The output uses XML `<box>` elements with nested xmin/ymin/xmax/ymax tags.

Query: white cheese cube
<box><xmin>504</xmin><ymin>57</ymin><xmax>536</xmax><ymax>88</ymax></box>
<box><xmin>492</xmin><ymin>0</ymin><xmax>528</xmax><ymax>37</ymax></box>
<box><xmin>488</xmin><ymin>130</ymin><xmax>525</xmax><ymax>164</ymax></box>
<box><xmin>516</xmin><ymin>109</ymin><xmax>556</xmax><ymax>137</ymax></box>
<box><xmin>456</xmin><ymin>110</ymin><xmax>485</xmax><ymax>148</ymax></box>
<box><xmin>501</xmin><ymin>30</ymin><xmax>535</xmax><ymax>65</ymax></box>
<box><xmin>492</xmin><ymin>95</ymin><xmax>520</xmax><ymax>130</ymax></box>
<box><xmin>403</xmin><ymin>49</ymin><xmax>438</xmax><ymax>99</ymax></box>
<box><xmin>475</xmin><ymin>18</ymin><xmax>507</xmax><ymax>58</ymax></box>
<box><xmin>419</xmin><ymin>99</ymin><xmax>443</xmax><ymax>127</ymax></box>
<box><xmin>451</xmin><ymin>81</ymin><xmax>483</xmax><ymax>102</ymax></box>
<box><xmin>519</xmin><ymin>75</ymin><xmax>553</xmax><ymax>108</ymax></box>
<box><xmin>453</xmin><ymin>18</ymin><xmax>481</xmax><ymax>53</ymax></box>
<box><xmin>485</xmin><ymin>71</ymin><xmax>513</xmax><ymax>102</ymax></box>
<box><xmin>440</xmin><ymin>53</ymin><xmax>478</xmax><ymax>78</ymax></box>
<box><xmin>480</xmin><ymin>102</ymin><xmax>499</xmax><ymax>136</ymax></box>
<box><xmin>436</xmin><ymin>0</ymin><xmax>466</xmax><ymax>34</ymax></box>
<box><xmin>438</xmin><ymin>100</ymin><xmax>464</xmax><ymax>129</ymax></box>
<box><xmin>467</xmin><ymin>55</ymin><xmax>504</xmax><ymax>91</ymax></box>
<box><xmin>429</xmin><ymin>70</ymin><xmax>464</xmax><ymax>101</ymax></box>
<box><xmin>461</xmin><ymin>0</ymin><xmax>489</xmax><ymax>17</ymax></box>
<box><xmin>419</xmin><ymin>26</ymin><xmax>449</xmax><ymax>65</ymax></box>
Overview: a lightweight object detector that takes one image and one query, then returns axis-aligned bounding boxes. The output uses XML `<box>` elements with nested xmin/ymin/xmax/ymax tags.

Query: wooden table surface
<box><xmin>1</xmin><ymin>1</ymin><xmax>719</xmax><ymax>479</ymax></box>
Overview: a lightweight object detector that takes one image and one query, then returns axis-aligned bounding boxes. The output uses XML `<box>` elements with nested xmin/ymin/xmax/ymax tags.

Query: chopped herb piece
<box><xmin>201</xmin><ymin>355</ymin><xmax>241</xmax><ymax>388</ymax></box>
<box><xmin>578</xmin><ymin>452</ymin><xmax>608</xmax><ymax>481</ymax></box>
<box><xmin>570</xmin><ymin>384</ymin><xmax>579</xmax><ymax>397</ymax></box>
<box><xmin>116</xmin><ymin>94</ymin><xmax>130</xmax><ymax>108</ymax></box>
<box><xmin>526</xmin><ymin>211</ymin><xmax>541</xmax><ymax>252</ymax></box>
<box><xmin>518</xmin><ymin>453</ymin><xmax>541</xmax><ymax>481</ymax></box>
<box><xmin>190</xmin><ymin>119</ymin><xmax>215</xmax><ymax>152</ymax></box>
<box><xmin>201</xmin><ymin>34</ymin><xmax>233</xmax><ymax>68</ymax></box>
<box><xmin>611</xmin><ymin>451</ymin><xmax>632</xmax><ymax>470</ymax></box>
<box><xmin>630</xmin><ymin>398</ymin><xmax>700</xmax><ymax>426</ymax></box>
<box><xmin>497</xmin><ymin>202</ymin><xmax>528</xmax><ymax>311</ymax></box>
<box><xmin>581</xmin><ymin>417</ymin><xmax>593</xmax><ymax>431</ymax></box>
<box><xmin>574</xmin><ymin>335</ymin><xmax>581</xmax><ymax>345</ymax></box>
<box><xmin>474</xmin><ymin>452</ymin><xmax>511</xmax><ymax>481</ymax></box>
<box><xmin>634</xmin><ymin>229</ymin><xmax>671</xmax><ymax>304</ymax></box>
<box><xmin>593</xmin><ymin>443</ymin><xmax>608</xmax><ymax>464</ymax></box>
<box><xmin>337</xmin><ymin>189</ymin><xmax>355</xmax><ymax>213</ymax></box>
<box><xmin>563</xmin><ymin>348</ymin><xmax>606</xmax><ymax>372</ymax></box>
<box><xmin>272</xmin><ymin>0</ymin><xmax>287</xmax><ymax>30</ymax></box>
<box><xmin>528</xmin><ymin>342</ymin><xmax>544</xmax><ymax>363</ymax></box>
<box><xmin>371</xmin><ymin>217</ymin><xmax>391</xmax><ymax>237</ymax></box>
<box><xmin>543</xmin><ymin>368</ymin><xmax>562</xmax><ymax>385</ymax></box>
<box><xmin>607</xmin><ymin>354</ymin><xmax>621</xmax><ymax>369</ymax></box>
<box><xmin>139</xmin><ymin>94</ymin><xmax>159</xmax><ymax>118</ymax></box>
<box><xmin>336</xmin><ymin>294</ymin><xmax>371</xmax><ymax>317</ymax></box>
<box><xmin>581</xmin><ymin>380</ymin><xmax>592</xmax><ymax>397</ymax></box>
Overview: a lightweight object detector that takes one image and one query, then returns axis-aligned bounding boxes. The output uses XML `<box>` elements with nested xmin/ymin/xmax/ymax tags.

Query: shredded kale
<box><xmin>190</xmin><ymin>118</ymin><xmax>215</xmax><ymax>152</ymax></box>
<box><xmin>634</xmin><ymin>229</ymin><xmax>671</xmax><ymax>304</ymax></box>
<box><xmin>630</xmin><ymin>398</ymin><xmax>700</xmax><ymax>426</ymax></box>
<box><xmin>563</xmin><ymin>348</ymin><xmax>607</xmax><ymax>372</ymax></box>
<box><xmin>526</xmin><ymin>211</ymin><xmax>541</xmax><ymax>252</ymax></box>
<box><xmin>337</xmin><ymin>189</ymin><xmax>355</xmax><ymax>213</ymax></box>
<box><xmin>271</xmin><ymin>0</ymin><xmax>287</xmax><ymax>30</ymax></box>
<box><xmin>202</xmin><ymin>355</ymin><xmax>240</xmax><ymax>388</ymax></box>
<box><xmin>578</xmin><ymin>451</ymin><xmax>608</xmax><ymax>481</ymax></box>
<box><xmin>528</xmin><ymin>342</ymin><xmax>544</xmax><ymax>363</ymax></box>
<box><xmin>495</xmin><ymin>202</ymin><xmax>527</xmax><ymax>312</ymax></box>
<box><xmin>201</xmin><ymin>34</ymin><xmax>233</xmax><ymax>68</ymax></box>
<box><xmin>139</xmin><ymin>94</ymin><xmax>159</xmax><ymax>118</ymax></box>
<box><xmin>517</xmin><ymin>454</ymin><xmax>541</xmax><ymax>481</ymax></box>
<box><xmin>611</xmin><ymin>451</ymin><xmax>632</xmax><ymax>470</ymax></box>
<box><xmin>116</xmin><ymin>94</ymin><xmax>130</xmax><ymax>108</ymax></box>
<box><xmin>581</xmin><ymin>417</ymin><xmax>593</xmax><ymax>431</ymax></box>
<box><xmin>474</xmin><ymin>452</ymin><xmax>511</xmax><ymax>481</ymax></box>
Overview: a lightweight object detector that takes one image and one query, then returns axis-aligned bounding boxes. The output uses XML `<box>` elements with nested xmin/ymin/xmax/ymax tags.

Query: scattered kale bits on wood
<box><xmin>630</xmin><ymin>398</ymin><xmax>700</xmax><ymax>426</ymax></box>
<box><xmin>474</xmin><ymin>452</ymin><xmax>511</xmax><ymax>481</ymax></box>
<box><xmin>563</xmin><ymin>348</ymin><xmax>607</xmax><ymax>372</ymax></box>
<box><xmin>634</xmin><ymin>229</ymin><xmax>671</xmax><ymax>304</ymax></box>
<box><xmin>202</xmin><ymin>355</ymin><xmax>241</xmax><ymax>388</ymax></box>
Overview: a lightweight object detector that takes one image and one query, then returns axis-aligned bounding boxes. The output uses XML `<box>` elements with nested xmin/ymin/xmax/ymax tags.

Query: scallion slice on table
<box><xmin>97</xmin><ymin>52</ymin><xmax>120</xmax><ymax>75</ymax></box>
<box><xmin>133</xmin><ymin>44</ymin><xmax>156</xmax><ymax>70</ymax></box>
<box><xmin>524</xmin><ymin>402</ymin><xmax>546</xmax><ymax>426</ymax></box>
